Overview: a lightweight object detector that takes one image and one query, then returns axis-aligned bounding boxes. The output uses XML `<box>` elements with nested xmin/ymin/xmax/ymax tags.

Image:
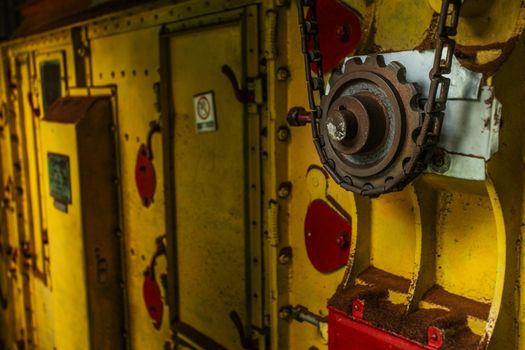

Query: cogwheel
<box><xmin>316</xmin><ymin>54</ymin><xmax>424</xmax><ymax>196</ymax></box>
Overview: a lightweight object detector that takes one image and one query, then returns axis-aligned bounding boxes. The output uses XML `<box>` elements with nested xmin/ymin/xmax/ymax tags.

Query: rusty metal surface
<box><xmin>319</xmin><ymin>55</ymin><xmax>421</xmax><ymax>194</ymax></box>
<box><xmin>293</xmin><ymin>0</ymin><xmax>461</xmax><ymax>197</ymax></box>
<box><xmin>43</xmin><ymin>96</ymin><xmax>105</xmax><ymax>124</ymax></box>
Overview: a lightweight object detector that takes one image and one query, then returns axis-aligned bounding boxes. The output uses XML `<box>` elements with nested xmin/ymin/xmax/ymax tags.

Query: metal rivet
<box><xmin>278</xmin><ymin>247</ymin><xmax>292</xmax><ymax>265</ymax></box>
<box><xmin>276</xmin><ymin>67</ymin><xmax>290</xmax><ymax>81</ymax></box>
<box><xmin>279</xmin><ymin>308</ymin><xmax>290</xmax><ymax>319</ymax></box>
<box><xmin>277</xmin><ymin>182</ymin><xmax>292</xmax><ymax>199</ymax></box>
<box><xmin>277</xmin><ymin>126</ymin><xmax>290</xmax><ymax>142</ymax></box>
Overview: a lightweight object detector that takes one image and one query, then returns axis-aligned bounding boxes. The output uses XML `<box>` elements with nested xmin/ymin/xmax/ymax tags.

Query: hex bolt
<box><xmin>326</xmin><ymin>110</ymin><xmax>357</xmax><ymax>142</ymax></box>
<box><xmin>276</xmin><ymin>67</ymin><xmax>290</xmax><ymax>81</ymax></box>
<box><xmin>430</xmin><ymin>149</ymin><xmax>450</xmax><ymax>174</ymax></box>
<box><xmin>335</xmin><ymin>24</ymin><xmax>349</xmax><ymax>43</ymax></box>
<box><xmin>278</xmin><ymin>246</ymin><xmax>292</xmax><ymax>265</ymax></box>
<box><xmin>77</xmin><ymin>46</ymin><xmax>89</xmax><ymax>57</ymax></box>
<box><xmin>336</xmin><ymin>231</ymin><xmax>349</xmax><ymax>249</ymax></box>
<box><xmin>277</xmin><ymin>126</ymin><xmax>290</xmax><ymax>142</ymax></box>
<box><xmin>277</xmin><ymin>182</ymin><xmax>292</xmax><ymax>199</ymax></box>
<box><xmin>287</xmin><ymin>106</ymin><xmax>312</xmax><ymax>127</ymax></box>
<box><xmin>278</xmin><ymin>306</ymin><xmax>291</xmax><ymax>320</ymax></box>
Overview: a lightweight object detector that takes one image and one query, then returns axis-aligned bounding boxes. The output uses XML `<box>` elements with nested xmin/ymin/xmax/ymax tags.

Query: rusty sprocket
<box><xmin>317</xmin><ymin>55</ymin><xmax>424</xmax><ymax>196</ymax></box>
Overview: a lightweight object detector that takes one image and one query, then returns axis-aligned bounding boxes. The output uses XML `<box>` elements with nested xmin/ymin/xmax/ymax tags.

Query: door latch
<box><xmin>221</xmin><ymin>65</ymin><xmax>255</xmax><ymax>103</ymax></box>
<box><xmin>135</xmin><ymin>121</ymin><xmax>161</xmax><ymax>207</ymax></box>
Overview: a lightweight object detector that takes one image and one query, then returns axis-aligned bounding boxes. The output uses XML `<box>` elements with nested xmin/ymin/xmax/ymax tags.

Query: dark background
<box><xmin>0</xmin><ymin>0</ymin><xmax>158</xmax><ymax>41</ymax></box>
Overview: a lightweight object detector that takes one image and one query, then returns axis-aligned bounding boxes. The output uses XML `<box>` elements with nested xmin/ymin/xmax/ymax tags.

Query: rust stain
<box><xmin>358</xmin><ymin>266</ymin><xmax>411</xmax><ymax>293</ymax></box>
<box><xmin>423</xmin><ymin>285</ymin><xmax>491</xmax><ymax>320</ymax></box>
<box><xmin>415</xmin><ymin>12</ymin><xmax>440</xmax><ymax>52</ymax></box>
<box><xmin>484</xmin><ymin>89</ymin><xmax>495</xmax><ymax>105</ymax></box>
<box><xmin>356</xmin><ymin>17</ymin><xmax>385</xmax><ymax>55</ymax></box>
<box><xmin>483</xmin><ymin>117</ymin><xmax>491</xmax><ymax>130</ymax></box>
<box><xmin>455</xmin><ymin>36</ymin><xmax>520</xmax><ymax>78</ymax></box>
<box><xmin>415</xmin><ymin>12</ymin><xmax>520</xmax><ymax>78</ymax></box>
<box><xmin>329</xmin><ymin>275</ymin><xmax>487</xmax><ymax>349</ymax></box>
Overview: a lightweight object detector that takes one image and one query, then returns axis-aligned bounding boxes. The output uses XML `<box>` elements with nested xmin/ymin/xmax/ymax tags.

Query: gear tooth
<box><xmin>329</xmin><ymin>71</ymin><xmax>341</xmax><ymax>87</ymax></box>
<box><xmin>388</xmin><ymin>60</ymin><xmax>403</xmax><ymax>72</ymax></box>
<box><xmin>388</xmin><ymin>61</ymin><xmax>408</xmax><ymax>83</ymax></box>
<box><xmin>343</xmin><ymin>57</ymin><xmax>362</xmax><ymax>73</ymax></box>
<box><xmin>364</xmin><ymin>54</ymin><xmax>386</xmax><ymax>67</ymax></box>
<box><xmin>409</xmin><ymin>91</ymin><xmax>423</xmax><ymax>112</ymax></box>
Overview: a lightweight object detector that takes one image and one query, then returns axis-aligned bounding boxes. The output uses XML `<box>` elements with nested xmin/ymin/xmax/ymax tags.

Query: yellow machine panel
<box><xmin>170</xmin><ymin>23</ymin><xmax>249</xmax><ymax>350</ymax></box>
<box><xmin>0</xmin><ymin>0</ymin><xmax>524</xmax><ymax>349</ymax></box>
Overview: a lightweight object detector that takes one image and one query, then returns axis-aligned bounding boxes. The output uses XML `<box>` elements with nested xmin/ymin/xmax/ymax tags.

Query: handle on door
<box><xmin>27</xmin><ymin>92</ymin><xmax>41</xmax><ymax>118</ymax></box>
<box><xmin>221</xmin><ymin>65</ymin><xmax>254</xmax><ymax>103</ymax></box>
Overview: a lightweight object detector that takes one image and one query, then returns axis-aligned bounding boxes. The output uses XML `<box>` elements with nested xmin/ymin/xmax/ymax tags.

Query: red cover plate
<box><xmin>329</xmin><ymin>307</ymin><xmax>432</xmax><ymax>350</ymax></box>
<box><xmin>307</xmin><ymin>0</ymin><xmax>362</xmax><ymax>72</ymax></box>
<box><xmin>143</xmin><ymin>274</ymin><xmax>163</xmax><ymax>330</ymax></box>
<box><xmin>304</xmin><ymin>199</ymin><xmax>351</xmax><ymax>273</ymax></box>
<box><xmin>135</xmin><ymin>144</ymin><xmax>156</xmax><ymax>207</ymax></box>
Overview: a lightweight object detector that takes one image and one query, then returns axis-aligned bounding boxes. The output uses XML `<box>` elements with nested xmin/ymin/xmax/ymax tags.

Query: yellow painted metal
<box><xmin>487</xmin><ymin>32</ymin><xmax>525</xmax><ymax>349</ymax></box>
<box><xmin>15</xmin><ymin>55</ymin><xmax>54</xmax><ymax>350</ymax></box>
<box><xmin>435</xmin><ymin>189</ymin><xmax>497</xmax><ymax>302</ymax></box>
<box><xmin>168</xmin><ymin>18</ymin><xmax>260</xmax><ymax>348</ymax></box>
<box><xmin>0</xmin><ymin>0</ymin><xmax>524</xmax><ymax>349</ymax></box>
<box><xmin>39</xmin><ymin>121</ymin><xmax>91</xmax><ymax>350</ymax></box>
<box><xmin>372</xmin><ymin>0</ymin><xmax>435</xmax><ymax>51</ymax></box>
<box><xmin>5</xmin><ymin>55</ymin><xmax>35</xmax><ymax>349</ymax></box>
<box><xmin>89</xmin><ymin>26</ymin><xmax>172</xmax><ymax>349</ymax></box>
<box><xmin>369</xmin><ymin>191</ymin><xmax>418</xmax><ymax>281</ymax></box>
<box><xmin>264</xmin><ymin>4</ymin><xmax>289</xmax><ymax>350</ymax></box>
<box><xmin>274</xmin><ymin>1</ymin><xmax>524</xmax><ymax>350</ymax></box>
<box><xmin>428</xmin><ymin>0</ymin><xmax>525</xmax><ymax>44</ymax></box>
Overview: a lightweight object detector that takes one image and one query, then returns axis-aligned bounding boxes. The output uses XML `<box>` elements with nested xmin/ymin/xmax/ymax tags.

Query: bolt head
<box><xmin>277</xmin><ymin>182</ymin><xmax>292</xmax><ymax>199</ymax></box>
<box><xmin>276</xmin><ymin>67</ymin><xmax>290</xmax><ymax>81</ymax></box>
<box><xmin>326</xmin><ymin>110</ymin><xmax>357</xmax><ymax>142</ymax></box>
<box><xmin>278</xmin><ymin>253</ymin><xmax>291</xmax><ymax>264</ymax></box>
<box><xmin>279</xmin><ymin>309</ymin><xmax>290</xmax><ymax>319</ymax></box>
<box><xmin>336</xmin><ymin>231</ymin><xmax>349</xmax><ymax>249</ymax></box>
<box><xmin>277</xmin><ymin>126</ymin><xmax>290</xmax><ymax>141</ymax></box>
<box><xmin>335</xmin><ymin>25</ymin><xmax>349</xmax><ymax>43</ymax></box>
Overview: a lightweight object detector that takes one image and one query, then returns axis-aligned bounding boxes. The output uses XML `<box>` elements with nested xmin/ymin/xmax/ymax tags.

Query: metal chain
<box><xmin>419</xmin><ymin>0</ymin><xmax>462</xmax><ymax>146</ymax></box>
<box><xmin>297</xmin><ymin>0</ymin><xmax>325</xmax><ymax>117</ymax></box>
<box><xmin>296</xmin><ymin>0</ymin><xmax>462</xmax><ymax>193</ymax></box>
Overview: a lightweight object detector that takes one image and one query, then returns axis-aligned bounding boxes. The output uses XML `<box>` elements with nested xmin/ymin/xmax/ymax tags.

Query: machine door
<box><xmin>162</xmin><ymin>7</ymin><xmax>262</xmax><ymax>349</ymax></box>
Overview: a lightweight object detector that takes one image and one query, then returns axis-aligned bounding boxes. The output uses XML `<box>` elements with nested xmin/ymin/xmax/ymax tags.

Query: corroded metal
<box><xmin>319</xmin><ymin>56</ymin><xmax>420</xmax><ymax>191</ymax></box>
<box><xmin>294</xmin><ymin>0</ymin><xmax>461</xmax><ymax>196</ymax></box>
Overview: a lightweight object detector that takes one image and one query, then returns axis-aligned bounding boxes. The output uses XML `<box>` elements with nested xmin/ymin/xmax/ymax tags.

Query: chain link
<box><xmin>297</xmin><ymin>0</ymin><xmax>324</xmax><ymax>116</ymax></box>
<box><xmin>296</xmin><ymin>0</ymin><xmax>462</xmax><ymax>194</ymax></box>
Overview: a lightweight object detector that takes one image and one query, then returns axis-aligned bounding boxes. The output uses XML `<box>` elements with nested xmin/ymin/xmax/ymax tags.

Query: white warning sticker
<box><xmin>193</xmin><ymin>91</ymin><xmax>217</xmax><ymax>133</ymax></box>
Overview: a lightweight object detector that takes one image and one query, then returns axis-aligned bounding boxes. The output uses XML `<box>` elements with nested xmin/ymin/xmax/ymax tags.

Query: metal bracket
<box><xmin>339</xmin><ymin>50</ymin><xmax>500</xmax><ymax>181</ymax></box>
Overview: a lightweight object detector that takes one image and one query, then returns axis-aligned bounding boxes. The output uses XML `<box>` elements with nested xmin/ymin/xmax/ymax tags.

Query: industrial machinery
<box><xmin>0</xmin><ymin>0</ymin><xmax>524</xmax><ymax>349</ymax></box>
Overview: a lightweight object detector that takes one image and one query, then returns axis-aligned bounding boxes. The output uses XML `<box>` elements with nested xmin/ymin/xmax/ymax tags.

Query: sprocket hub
<box><xmin>317</xmin><ymin>55</ymin><xmax>423</xmax><ymax>196</ymax></box>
